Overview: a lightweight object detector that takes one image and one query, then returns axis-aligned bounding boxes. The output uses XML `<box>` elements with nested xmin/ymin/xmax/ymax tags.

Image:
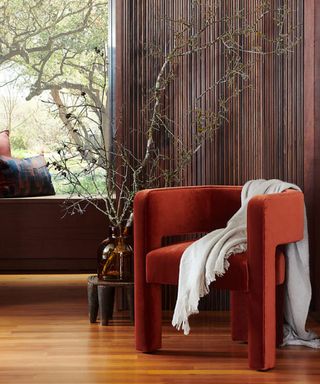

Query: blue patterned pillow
<box><xmin>0</xmin><ymin>155</ymin><xmax>55</xmax><ymax>197</ymax></box>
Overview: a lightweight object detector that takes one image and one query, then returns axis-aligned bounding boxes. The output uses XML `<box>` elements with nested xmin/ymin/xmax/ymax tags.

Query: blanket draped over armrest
<box><xmin>172</xmin><ymin>179</ymin><xmax>320</xmax><ymax>348</ymax></box>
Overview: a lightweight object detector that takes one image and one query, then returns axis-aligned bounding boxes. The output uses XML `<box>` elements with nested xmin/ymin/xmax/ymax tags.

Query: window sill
<box><xmin>0</xmin><ymin>195</ymin><xmax>105</xmax><ymax>203</ymax></box>
<box><xmin>0</xmin><ymin>195</ymin><xmax>76</xmax><ymax>203</ymax></box>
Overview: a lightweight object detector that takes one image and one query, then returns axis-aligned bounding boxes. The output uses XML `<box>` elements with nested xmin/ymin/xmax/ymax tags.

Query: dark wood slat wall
<box><xmin>306</xmin><ymin>0</ymin><xmax>320</xmax><ymax>312</ymax></box>
<box><xmin>119</xmin><ymin>0</ymin><xmax>304</xmax><ymax>184</ymax></box>
<box><xmin>117</xmin><ymin>1</ymin><xmax>305</xmax><ymax>310</ymax></box>
<box><xmin>314</xmin><ymin>0</ymin><xmax>320</xmax><ymax>311</ymax></box>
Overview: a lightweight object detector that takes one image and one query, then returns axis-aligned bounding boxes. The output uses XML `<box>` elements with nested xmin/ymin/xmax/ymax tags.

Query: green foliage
<box><xmin>0</xmin><ymin>0</ymin><xmax>108</xmax><ymax>93</ymax></box>
<box><xmin>51</xmin><ymin>168</ymin><xmax>106</xmax><ymax>195</ymax></box>
<box><xmin>10</xmin><ymin>135</ymin><xmax>27</xmax><ymax>152</ymax></box>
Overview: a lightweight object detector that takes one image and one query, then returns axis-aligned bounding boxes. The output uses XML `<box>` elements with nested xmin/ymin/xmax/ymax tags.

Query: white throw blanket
<box><xmin>172</xmin><ymin>179</ymin><xmax>320</xmax><ymax>348</ymax></box>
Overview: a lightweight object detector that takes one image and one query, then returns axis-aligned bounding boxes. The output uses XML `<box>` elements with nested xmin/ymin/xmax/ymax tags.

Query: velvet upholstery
<box><xmin>146</xmin><ymin>242</ymin><xmax>285</xmax><ymax>288</ymax></box>
<box><xmin>134</xmin><ymin>186</ymin><xmax>304</xmax><ymax>370</ymax></box>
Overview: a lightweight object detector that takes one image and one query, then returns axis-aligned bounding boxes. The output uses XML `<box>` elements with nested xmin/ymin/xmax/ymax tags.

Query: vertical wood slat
<box><xmin>304</xmin><ymin>0</ymin><xmax>316</xmax><ymax>309</ymax></box>
<box><xmin>119</xmin><ymin>0</ymin><xmax>304</xmax><ymax>310</ymax></box>
<box><xmin>120</xmin><ymin>0</ymin><xmax>304</xmax><ymax>185</ymax></box>
<box><xmin>305</xmin><ymin>0</ymin><xmax>320</xmax><ymax>313</ymax></box>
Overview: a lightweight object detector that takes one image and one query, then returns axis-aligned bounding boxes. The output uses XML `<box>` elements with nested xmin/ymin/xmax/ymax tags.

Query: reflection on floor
<box><xmin>0</xmin><ymin>274</ymin><xmax>319</xmax><ymax>384</ymax></box>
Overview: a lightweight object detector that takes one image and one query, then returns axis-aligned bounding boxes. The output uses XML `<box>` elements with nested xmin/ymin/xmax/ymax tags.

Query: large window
<box><xmin>0</xmin><ymin>0</ymin><xmax>111</xmax><ymax>194</ymax></box>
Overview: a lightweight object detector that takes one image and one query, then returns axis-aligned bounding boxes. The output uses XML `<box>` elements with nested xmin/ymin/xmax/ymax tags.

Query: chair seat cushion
<box><xmin>146</xmin><ymin>241</ymin><xmax>285</xmax><ymax>290</ymax></box>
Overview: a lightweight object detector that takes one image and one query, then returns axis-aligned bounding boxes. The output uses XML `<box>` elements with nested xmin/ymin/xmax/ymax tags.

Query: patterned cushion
<box><xmin>0</xmin><ymin>155</ymin><xmax>55</xmax><ymax>197</ymax></box>
<box><xmin>0</xmin><ymin>130</ymin><xmax>11</xmax><ymax>157</ymax></box>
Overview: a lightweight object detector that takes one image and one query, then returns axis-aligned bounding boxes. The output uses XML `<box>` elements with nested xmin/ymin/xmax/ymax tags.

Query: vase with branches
<box><xmin>45</xmin><ymin>0</ymin><xmax>299</xmax><ymax>279</ymax></box>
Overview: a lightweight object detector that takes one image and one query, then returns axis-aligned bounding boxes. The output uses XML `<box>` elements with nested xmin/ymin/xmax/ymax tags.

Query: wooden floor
<box><xmin>0</xmin><ymin>275</ymin><xmax>319</xmax><ymax>384</ymax></box>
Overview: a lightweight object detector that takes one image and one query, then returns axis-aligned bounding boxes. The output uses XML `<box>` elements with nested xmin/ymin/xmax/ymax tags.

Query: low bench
<box><xmin>0</xmin><ymin>196</ymin><xmax>107</xmax><ymax>273</ymax></box>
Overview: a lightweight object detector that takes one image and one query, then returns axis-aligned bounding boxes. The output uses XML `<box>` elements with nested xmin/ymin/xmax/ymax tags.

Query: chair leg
<box><xmin>135</xmin><ymin>282</ymin><xmax>162</xmax><ymax>352</ymax></box>
<box><xmin>230</xmin><ymin>291</ymin><xmax>248</xmax><ymax>342</ymax></box>
<box><xmin>276</xmin><ymin>284</ymin><xmax>284</xmax><ymax>348</ymax></box>
<box><xmin>248</xmin><ymin>279</ymin><xmax>276</xmax><ymax>370</ymax></box>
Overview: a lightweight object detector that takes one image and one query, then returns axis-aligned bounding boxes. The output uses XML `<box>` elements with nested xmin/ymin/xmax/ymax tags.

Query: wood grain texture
<box><xmin>304</xmin><ymin>0</ymin><xmax>317</xmax><ymax>309</ymax></box>
<box><xmin>308</xmin><ymin>0</ymin><xmax>320</xmax><ymax>312</ymax></box>
<box><xmin>0</xmin><ymin>274</ymin><xmax>319</xmax><ymax>384</ymax></box>
<box><xmin>117</xmin><ymin>0</ymin><xmax>305</xmax><ymax>310</ymax></box>
<box><xmin>0</xmin><ymin>198</ymin><xmax>108</xmax><ymax>272</ymax></box>
<box><xmin>119</xmin><ymin>0</ymin><xmax>304</xmax><ymax>186</ymax></box>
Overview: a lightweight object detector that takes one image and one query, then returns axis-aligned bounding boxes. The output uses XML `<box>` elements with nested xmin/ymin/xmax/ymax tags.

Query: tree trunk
<box><xmin>50</xmin><ymin>88</ymin><xmax>83</xmax><ymax>147</ymax></box>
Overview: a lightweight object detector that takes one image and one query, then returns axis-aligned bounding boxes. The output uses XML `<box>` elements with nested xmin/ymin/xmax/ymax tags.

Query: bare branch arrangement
<box><xmin>46</xmin><ymin>1</ymin><xmax>300</xmax><ymax>229</ymax></box>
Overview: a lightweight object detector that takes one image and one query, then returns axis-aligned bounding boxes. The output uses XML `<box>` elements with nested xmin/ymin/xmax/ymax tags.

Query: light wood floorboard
<box><xmin>0</xmin><ymin>274</ymin><xmax>319</xmax><ymax>384</ymax></box>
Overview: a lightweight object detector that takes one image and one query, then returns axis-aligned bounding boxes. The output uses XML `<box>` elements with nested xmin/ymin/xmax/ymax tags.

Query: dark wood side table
<box><xmin>87</xmin><ymin>275</ymin><xmax>134</xmax><ymax>325</ymax></box>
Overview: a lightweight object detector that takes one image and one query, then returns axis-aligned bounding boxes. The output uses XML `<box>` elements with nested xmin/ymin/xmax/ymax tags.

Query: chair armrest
<box><xmin>134</xmin><ymin>185</ymin><xmax>242</xmax><ymax>253</ymax></box>
<box><xmin>247</xmin><ymin>189</ymin><xmax>304</xmax><ymax>252</ymax></box>
<box><xmin>246</xmin><ymin>189</ymin><xmax>304</xmax><ymax>369</ymax></box>
<box><xmin>247</xmin><ymin>189</ymin><xmax>304</xmax><ymax>292</ymax></box>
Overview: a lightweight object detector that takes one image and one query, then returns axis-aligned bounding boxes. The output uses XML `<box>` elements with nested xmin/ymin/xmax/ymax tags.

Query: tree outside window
<box><xmin>0</xmin><ymin>0</ymin><xmax>109</xmax><ymax>194</ymax></box>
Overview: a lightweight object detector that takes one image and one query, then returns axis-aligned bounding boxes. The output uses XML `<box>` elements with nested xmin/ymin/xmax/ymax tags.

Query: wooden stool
<box><xmin>87</xmin><ymin>275</ymin><xmax>134</xmax><ymax>325</ymax></box>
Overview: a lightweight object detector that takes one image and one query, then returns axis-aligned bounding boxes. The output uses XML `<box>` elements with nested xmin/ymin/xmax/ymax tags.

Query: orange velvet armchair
<box><xmin>133</xmin><ymin>185</ymin><xmax>304</xmax><ymax>370</ymax></box>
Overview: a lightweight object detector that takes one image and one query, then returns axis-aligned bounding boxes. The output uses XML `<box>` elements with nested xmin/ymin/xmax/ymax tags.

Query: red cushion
<box><xmin>0</xmin><ymin>130</ymin><xmax>11</xmax><ymax>157</ymax></box>
<box><xmin>146</xmin><ymin>241</ymin><xmax>285</xmax><ymax>290</ymax></box>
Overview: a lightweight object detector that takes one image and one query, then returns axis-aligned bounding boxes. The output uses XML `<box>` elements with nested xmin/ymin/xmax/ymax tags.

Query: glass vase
<box><xmin>97</xmin><ymin>226</ymin><xmax>133</xmax><ymax>281</ymax></box>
